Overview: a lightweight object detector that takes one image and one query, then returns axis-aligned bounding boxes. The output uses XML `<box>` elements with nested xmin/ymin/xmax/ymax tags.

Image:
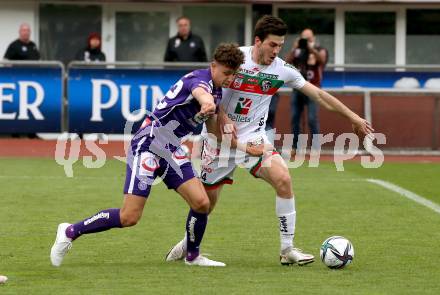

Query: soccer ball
<box><xmin>320</xmin><ymin>236</ymin><xmax>354</xmax><ymax>269</ymax></box>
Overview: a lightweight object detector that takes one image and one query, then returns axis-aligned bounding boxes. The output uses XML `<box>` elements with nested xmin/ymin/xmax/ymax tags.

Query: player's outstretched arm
<box><xmin>300</xmin><ymin>82</ymin><xmax>374</xmax><ymax>137</ymax></box>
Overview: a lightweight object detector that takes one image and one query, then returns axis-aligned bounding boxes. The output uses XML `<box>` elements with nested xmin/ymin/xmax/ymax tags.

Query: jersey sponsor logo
<box><xmin>229</xmin><ymin>73</ymin><xmax>283</xmax><ymax>95</ymax></box>
<box><xmin>140</xmin><ymin>152</ymin><xmax>160</xmax><ymax>176</ymax></box>
<box><xmin>202</xmin><ymin>167</ymin><xmax>213</xmax><ymax>173</ymax></box>
<box><xmin>247</xmin><ymin>77</ymin><xmax>259</xmax><ymax>84</ymax></box>
<box><xmin>201</xmin><ymin>139</ymin><xmax>219</xmax><ymax>166</ymax></box>
<box><xmin>172</xmin><ymin>147</ymin><xmax>190</xmax><ymax>165</ymax></box>
<box><xmin>228</xmin><ymin>113</ymin><xmax>251</xmax><ymax>123</ymax></box>
<box><xmin>238</xmin><ymin>68</ymin><xmax>256</xmax><ymax>75</ymax></box>
<box><xmin>234</xmin><ymin>97</ymin><xmax>252</xmax><ymax>115</ymax></box>
<box><xmin>257</xmin><ymin>72</ymin><xmax>279</xmax><ymax>80</ymax></box>
<box><xmin>173</xmin><ymin>147</ymin><xmax>188</xmax><ymax>160</ymax></box>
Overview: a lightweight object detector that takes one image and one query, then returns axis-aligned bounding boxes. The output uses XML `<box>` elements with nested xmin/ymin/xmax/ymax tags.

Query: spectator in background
<box><xmin>165</xmin><ymin>16</ymin><xmax>207</xmax><ymax>137</ymax></box>
<box><xmin>4</xmin><ymin>23</ymin><xmax>40</xmax><ymax>60</ymax></box>
<box><xmin>164</xmin><ymin>16</ymin><xmax>207</xmax><ymax>62</ymax></box>
<box><xmin>3</xmin><ymin>23</ymin><xmax>40</xmax><ymax>138</ymax></box>
<box><xmin>75</xmin><ymin>32</ymin><xmax>106</xmax><ymax>62</ymax></box>
<box><xmin>285</xmin><ymin>28</ymin><xmax>328</xmax><ymax>151</ymax></box>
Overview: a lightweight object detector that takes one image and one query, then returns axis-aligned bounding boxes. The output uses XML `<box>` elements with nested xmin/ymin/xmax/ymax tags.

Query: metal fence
<box><xmin>1</xmin><ymin>60</ymin><xmax>439</xmax><ymax>150</ymax></box>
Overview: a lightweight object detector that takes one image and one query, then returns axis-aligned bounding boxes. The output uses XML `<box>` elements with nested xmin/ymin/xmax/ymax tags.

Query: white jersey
<box><xmin>220</xmin><ymin>46</ymin><xmax>306</xmax><ymax>142</ymax></box>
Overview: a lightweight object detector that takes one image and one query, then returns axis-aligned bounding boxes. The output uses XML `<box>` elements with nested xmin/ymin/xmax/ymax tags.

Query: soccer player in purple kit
<box><xmin>50</xmin><ymin>43</ymin><xmax>245</xmax><ymax>267</ymax></box>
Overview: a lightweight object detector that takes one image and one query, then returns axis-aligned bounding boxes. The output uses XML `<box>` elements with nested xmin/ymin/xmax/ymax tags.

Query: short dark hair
<box><xmin>213</xmin><ymin>43</ymin><xmax>244</xmax><ymax>71</ymax></box>
<box><xmin>254</xmin><ymin>15</ymin><xmax>287</xmax><ymax>41</ymax></box>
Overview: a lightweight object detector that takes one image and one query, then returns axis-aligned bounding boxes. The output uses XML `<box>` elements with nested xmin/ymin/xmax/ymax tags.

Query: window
<box><xmin>278</xmin><ymin>8</ymin><xmax>335</xmax><ymax>64</ymax></box>
<box><xmin>116</xmin><ymin>11</ymin><xmax>170</xmax><ymax>62</ymax></box>
<box><xmin>39</xmin><ymin>4</ymin><xmax>102</xmax><ymax>65</ymax></box>
<box><xmin>345</xmin><ymin>12</ymin><xmax>395</xmax><ymax>64</ymax></box>
<box><xmin>183</xmin><ymin>6</ymin><xmax>245</xmax><ymax>59</ymax></box>
<box><xmin>407</xmin><ymin>9</ymin><xmax>440</xmax><ymax>65</ymax></box>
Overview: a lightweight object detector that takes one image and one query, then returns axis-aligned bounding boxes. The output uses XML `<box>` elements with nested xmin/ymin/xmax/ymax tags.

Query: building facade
<box><xmin>1</xmin><ymin>1</ymin><xmax>439</xmax><ymax>65</ymax></box>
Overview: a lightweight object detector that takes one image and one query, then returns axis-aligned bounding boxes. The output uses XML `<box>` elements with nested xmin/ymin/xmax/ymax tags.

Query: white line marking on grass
<box><xmin>367</xmin><ymin>178</ymin><xmax>440</xmax><ymax>215</ymax></box>
<box><xmin>0</xmin><ymin>175</ymin><xmax>120</xmax><ymax>180</ymax></box>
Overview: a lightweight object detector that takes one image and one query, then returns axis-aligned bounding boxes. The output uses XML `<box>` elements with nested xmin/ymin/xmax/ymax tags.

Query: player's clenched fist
<box><xmin>200</xmin><ymin>101</ymin><xmax>216</xmax><ymax>116</ymax></box>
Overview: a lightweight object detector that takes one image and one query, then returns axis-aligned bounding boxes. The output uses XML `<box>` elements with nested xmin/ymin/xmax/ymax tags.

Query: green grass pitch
<box><xmin>0</xmin><ymin>157</ymin><xmax>439</xmax><ymax>294</ymax></box>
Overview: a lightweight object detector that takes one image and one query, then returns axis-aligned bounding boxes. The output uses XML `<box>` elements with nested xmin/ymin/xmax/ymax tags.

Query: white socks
<box><xmin>276</xmin><ymin>196</ymin><xmax>296</xmax><ymax>253</ymax></box>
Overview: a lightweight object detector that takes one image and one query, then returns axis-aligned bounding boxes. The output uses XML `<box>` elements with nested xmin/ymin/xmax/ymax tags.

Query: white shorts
<box><xmin>199</xmin><ymin>133</ymin><xmax>279</xmax><ymax>189</ymax></box>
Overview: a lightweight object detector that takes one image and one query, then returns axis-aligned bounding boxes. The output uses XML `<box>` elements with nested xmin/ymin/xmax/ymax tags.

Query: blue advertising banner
<box><xmin>68</xmin><ymin>66</ymin><xmax>440</xmax><ymax>134</ymax></box>
<box><xmin>0</xmin><ymin>66</ymin><xmax>63</xmax><ymax>133</ymax></box>
<box><xmin>68</xmin><ymin>68</ymin><xmax>187</xmax><ymax>133</ymax></box>
<box><xmin>322</xmin><ymin>70</ymin><xmax>440</xmax><ymax>88</ymax></box>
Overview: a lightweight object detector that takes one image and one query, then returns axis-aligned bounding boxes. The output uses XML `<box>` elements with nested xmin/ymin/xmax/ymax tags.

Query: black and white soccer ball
<box><xmin>320</xmin><ymin>236</ymin><xmax>354</xmax><ymax>269</ymax></box>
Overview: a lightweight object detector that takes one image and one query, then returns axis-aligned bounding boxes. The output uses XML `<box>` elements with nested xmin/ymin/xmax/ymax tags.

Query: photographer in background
<box><xmin>285</xmin><ymin>28</ymin><xmax>328</xmax><ymax>151</ymax></box>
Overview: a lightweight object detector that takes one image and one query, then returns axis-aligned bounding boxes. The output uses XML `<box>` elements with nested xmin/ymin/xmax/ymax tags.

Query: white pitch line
<box><xmin>0</xmin><ymin>175</ymin><xmax>120</xmax><ymax>180</ymax></box>
<box><xmin>366</xmin><ymin>178</ymin><xmax>440</xmax><ymax>215</ymax></box>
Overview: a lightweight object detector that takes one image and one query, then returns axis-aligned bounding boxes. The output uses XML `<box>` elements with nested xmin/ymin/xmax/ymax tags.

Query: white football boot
<box><xmin>50</xmin><ymin>223</ymin><xmax>73</xmax><ymax>267</ymax></box>
<box><xmin>184</xmin><ymin>255</ymin><xmax>226</xmax><ymax>267</ymax></box>
<box><xmin>280</xmin><ymin>247</ymin><xmax>314</xmax><ymax>266</ymax></box>
<box><xmin>165</xmin><ymin>238</ymin><xmax>187</xmax><ymax>262</ymax></box>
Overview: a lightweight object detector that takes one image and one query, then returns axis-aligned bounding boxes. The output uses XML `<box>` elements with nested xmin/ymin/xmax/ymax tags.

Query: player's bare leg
<box><xmin>257</xmin><ymin>154</ymin><xmax>314</xmax><ymax>266</ymax></box>
<box><xmin>176</xmin><ymin>178</ymin><xmax>225</xmax><ymax>266</ymax></box>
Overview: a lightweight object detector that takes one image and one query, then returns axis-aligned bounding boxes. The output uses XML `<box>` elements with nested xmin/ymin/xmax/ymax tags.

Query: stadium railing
<box><xmin>1</xmin><ymin>60</ymin><xmax>439</xmax><ymax>151</ymax></box>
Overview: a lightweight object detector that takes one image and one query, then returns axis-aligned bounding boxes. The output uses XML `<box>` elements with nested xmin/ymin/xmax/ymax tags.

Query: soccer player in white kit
<box><xmin>166</xmin><ymin>15</ymin><xmax>373</xmax><ymax>266</ymax></box>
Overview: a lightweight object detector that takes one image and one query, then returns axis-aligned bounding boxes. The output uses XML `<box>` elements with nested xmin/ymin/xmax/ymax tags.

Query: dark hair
<box><xmin>254</xmin><ymin>15</ymin><xmax>287</xmax><ymax>41</ymax></box>
<box><xmin>213</xmin><ymin>43</ymin><xmax>244</xmax><ymax>70</ymax></box>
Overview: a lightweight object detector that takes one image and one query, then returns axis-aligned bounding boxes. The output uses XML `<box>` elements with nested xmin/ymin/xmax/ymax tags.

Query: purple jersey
<box><xmin>124</xmin><ymin>68</ymin><xmax>221</xmax><ymax>197</ymax></box>
<box><xmin>152</xmin><ymin>68</ymin><xmax>222</xmax><ymax>138</ymax></box>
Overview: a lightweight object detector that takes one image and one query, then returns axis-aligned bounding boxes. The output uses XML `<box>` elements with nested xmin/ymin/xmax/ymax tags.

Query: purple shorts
<box><xmin>123</xmin><ymin>134</ymin><xmax>196</xmax><ymax>198</ymax></box>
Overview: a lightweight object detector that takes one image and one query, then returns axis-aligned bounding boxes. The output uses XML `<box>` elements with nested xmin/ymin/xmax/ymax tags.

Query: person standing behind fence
<box><xmin>3</xmin><ymin>23</ymin><xmax>40</xmax><ymax>60</ymax></box>
<box><xmin>75</xmin><ymin>32</ymin><xmax>106</xmax><ymax>62</ymax></box>
<box><xmin>164</xmin><ymin>16</ymin><xmax>207</xmax><ymax>62</ymax></box>
<box><xmin>285</xmin><ymin>28</ymin><xmax>327</xmax><ymax>151</ymax></box>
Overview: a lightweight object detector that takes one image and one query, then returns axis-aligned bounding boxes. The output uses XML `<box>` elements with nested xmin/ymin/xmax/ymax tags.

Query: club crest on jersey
<box><xmin>233</xmin><ymin>77</ymin><xmax>243</xmax><ymax>88</ymax></box>
<box><xmin>261</xmin><ymin>80</ymin><xmax>272</xmax><ymax>92</ymax></box>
